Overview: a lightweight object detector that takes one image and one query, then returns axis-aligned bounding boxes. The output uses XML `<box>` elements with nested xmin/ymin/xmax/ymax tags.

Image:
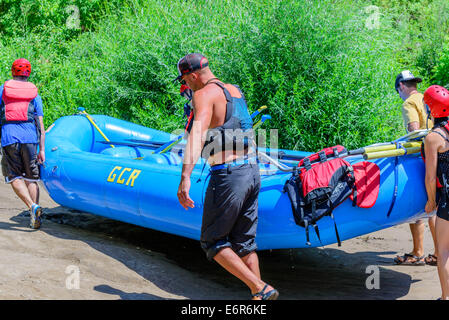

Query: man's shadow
<box><xmin>94</xmin><ymin>284</ymin><xmax>164</xmax><ymax>300</ymax></box>
<box><xmin>3</xmin><ymin>207</ymin><xmax>418</xmax><ymax>300</ymax></box>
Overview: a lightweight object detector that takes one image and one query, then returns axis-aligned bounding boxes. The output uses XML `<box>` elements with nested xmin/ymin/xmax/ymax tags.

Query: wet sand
<box><xmin>0</xmin><ymin>172</ymin><xmax>440</xmax><ymax>300</ymax></box>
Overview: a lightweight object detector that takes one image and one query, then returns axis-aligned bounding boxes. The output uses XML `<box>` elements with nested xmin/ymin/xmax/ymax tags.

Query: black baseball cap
<box><xmin>395</xmin><ymin>70</ymin><xmax>422</xmax><ymax>92</ymax></box>
<box><xmin>174</xmin><ymin>53</ymin><xmax>209</xmax><ymax>82</ymax></box>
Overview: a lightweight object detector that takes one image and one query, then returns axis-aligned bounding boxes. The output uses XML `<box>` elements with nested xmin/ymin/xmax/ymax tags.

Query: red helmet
<box><xmin>424</xmin><ymin>85</ymin><xmax>449</xmax><ymax>118</ymax></box>
<box><xmin>11</xmin><ymin>58</ymin><xmax>31</xmax><ymax>77</ymax></box>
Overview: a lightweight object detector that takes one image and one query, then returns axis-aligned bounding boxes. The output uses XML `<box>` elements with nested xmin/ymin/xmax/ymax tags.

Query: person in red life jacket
<box><xmin>175</xmin><ymin>53</ymin><xmax>278</xmax><ymax>300</ymax></box>
<box><xmin>394</xmin><ymin>70</ymin><xmax>438</xmax><ymax>266</ymax></box>
<box><xmin>423</xmin><ymin>85</ymin><xmax>449</xmax><ymax>299</ymax></box>
<box><xmin>0</xmin><ymin>58</ymin><xmax>45</xmax><ymax>229</ymax></box>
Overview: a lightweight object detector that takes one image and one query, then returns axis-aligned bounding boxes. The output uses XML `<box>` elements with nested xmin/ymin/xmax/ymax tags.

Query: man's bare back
<box><xmin>192</xmin><ymin>82</ymin><xmax>246</xmax><ymax>165</ymax></box>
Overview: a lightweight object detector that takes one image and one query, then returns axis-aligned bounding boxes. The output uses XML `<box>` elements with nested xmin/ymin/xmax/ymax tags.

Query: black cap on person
<box><xmin>395</xmin><ymin>70</ymin><xmax>422</xmax><ymax>92</ymax></box>
<box><xmin>174</xmin><ymin>53</ymin><xmax>209</xmax><ymax>82</ymax></box>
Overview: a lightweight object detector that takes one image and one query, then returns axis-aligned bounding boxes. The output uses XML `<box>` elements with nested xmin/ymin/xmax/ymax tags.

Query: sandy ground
<box><xmin>0</xmin><ymin>172</ymin><xmax>441</xmax><ymax>300</ymax></box>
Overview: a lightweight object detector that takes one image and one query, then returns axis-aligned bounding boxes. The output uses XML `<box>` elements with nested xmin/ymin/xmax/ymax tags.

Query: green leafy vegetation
<box><xmin>0</xmin><ymin>0</ymin><xmax>448</xmax><ymax>151</ymax></box>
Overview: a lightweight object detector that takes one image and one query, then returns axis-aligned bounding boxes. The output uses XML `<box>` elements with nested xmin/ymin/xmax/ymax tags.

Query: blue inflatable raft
<box><xmin>41</xmin><ymin>114</ymin><xmax>428</xmax><ymax>249</ymax></box>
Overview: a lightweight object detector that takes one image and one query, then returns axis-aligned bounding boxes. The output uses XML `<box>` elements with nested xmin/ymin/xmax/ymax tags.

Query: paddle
<box><xmin>263</xmin><ymin>131</ymin><xmax>427</xmax><ymax>172</ymax></box>
<box><xmin>97</xmin><ymin>140</ymin><xmax>168</xmax><ymax>149</ymax></box>
<box><xmin>78</xmin><ymin>107</ymin><xmax>115</xmax><ymax>148</ymax></box>
<box><xmin>153</xmin><ymin>134</ymin><xmax>184</xmax><ymax>154</ymax></box>
<box><xmin>250</xmin><ymin>105</ymin><xmax>268</xmax><ymax>118</ymax></box>
<box><xmin>253</xmin><ymin>114</ymin><xmax>271</xmax><ymax>131</ymax></box>
<box><xmin>363</xmin><ymin>146</ymin><xmax>422</xmax><ymax>160</ymax></box>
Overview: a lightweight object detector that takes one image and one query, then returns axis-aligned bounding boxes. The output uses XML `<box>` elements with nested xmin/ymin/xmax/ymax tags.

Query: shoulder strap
<box><xmin>209</xmin><ymin>81</ymin><xmax>233</xmax><ymax>123</ymax></box>
<box><xmin>444</xmin><ymin>122</ymin><xmax>449</xmax><ymax>135</ymax></box>
<box><xmin>210</xmin><ymin>81</ymin><xmax>232</xmax><ymax>102</ymax></box>
<box><xmin>432</xmin><ymin>129</ymin><xmax>449</xmax><ymax>144</ymax></box>
<box><xmin>233</xmin><ymin>84</ymin><xmax>247</xmax><ymax>102</ymax></box>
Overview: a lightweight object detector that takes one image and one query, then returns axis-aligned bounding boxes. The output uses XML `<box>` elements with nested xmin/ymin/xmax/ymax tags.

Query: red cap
<box><xmin>424</xmin><ymin>85</ymin><xmax>449</xmax><ymax>118</ymax></box>
<box><xmin>12</xmin><ymin>58</ymin><xmax>31</xmax><ymax>77</ymax></box>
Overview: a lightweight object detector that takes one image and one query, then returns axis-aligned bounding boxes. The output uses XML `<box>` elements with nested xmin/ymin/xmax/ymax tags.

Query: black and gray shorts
<box><xmin>1</xmin><ymin>143</ymin><xmax>40</xmax><ymax>183</ymax></box>
<box><xmin>200</xmin><ymin>163</ymin><xmax>261</xmax><ymax>261</ymax></box>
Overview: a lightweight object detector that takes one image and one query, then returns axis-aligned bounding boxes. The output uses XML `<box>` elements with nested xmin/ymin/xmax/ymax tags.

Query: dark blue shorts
<box><xmin>200</xmin><ymin>163</ymin><xmax>260</xmax><ymax>261</ymax></box>
<box><xmin>1</xmin><ymin>143</ymin><xmax>40</xmax><ymax>183</ymax></box>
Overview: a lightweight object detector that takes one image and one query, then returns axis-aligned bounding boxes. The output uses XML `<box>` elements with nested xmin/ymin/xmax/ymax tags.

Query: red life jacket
<box><xmin>284</xmin><ymin>145</ymin><xmax>381</xmax><ymax>246</ymax></box>
<box><xmin>1</xmin><ymin>80</ymin><xmax>38</xmax><ymax>124</ymax></box>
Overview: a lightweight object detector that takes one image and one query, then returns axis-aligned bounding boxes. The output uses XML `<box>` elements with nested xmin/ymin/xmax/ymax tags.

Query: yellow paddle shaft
<box><xmin>363</xmin><ymin>146</ymin><xmax>421</xmax><ymax>160</ymax></box>
<box><xmin>159</xmin><ymin>138</ymin><xmax>183</xmax><ymax>154</ymax></box>
<box><xmin>363</xmin><ymin>141</ymin><xmax>421</xmax><ymax>153</ymax></box>
<box><xmin>81</xmin><ymin>111</ymin><xmax>115</xmax><ymax>148</ymax></box>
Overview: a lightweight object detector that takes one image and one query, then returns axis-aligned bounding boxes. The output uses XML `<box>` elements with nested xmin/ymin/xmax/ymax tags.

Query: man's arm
<box><xmin>407</xmin><ymin>121</ymin><xmax>420</xmax><ymax>133</ymax></box>
<box><xmin>177</xmin><ymin>90</ymin><xmax>213</xmax><ymax>210</ymax></box>
<box><xmin>34</xmin><ymin>95</ymin><xmax>45</xmax><ymax>163</ymax></box>
<box><xmin>37</xmin><ymin>116</ymin><xmax>45</xmax><ymax>163</ymax></box>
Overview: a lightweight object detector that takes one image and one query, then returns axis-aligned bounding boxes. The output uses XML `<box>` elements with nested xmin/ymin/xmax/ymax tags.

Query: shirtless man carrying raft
<box><xmin>175</xmin><ymin>53</ymin><xmax>278</xmax><ymax>300</ymax></box>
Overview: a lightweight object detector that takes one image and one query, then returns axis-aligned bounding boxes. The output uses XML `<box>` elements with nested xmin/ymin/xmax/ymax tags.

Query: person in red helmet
<box><xmin>423</xmin><ymin>85</ymin><xmax>449</xmax><ymax>299</ymax></box>
<box><xmin>0</xmin><ymin>58</ymin><xmax>45</xmax><ymax>229</ymax></box>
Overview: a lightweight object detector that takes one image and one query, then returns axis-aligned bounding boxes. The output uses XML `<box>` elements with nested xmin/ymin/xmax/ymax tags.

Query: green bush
<box><xmin>434</xmin><ymin>42</ymin><xmax>449</xmax><ymax>88</ymax></box>
<box><xmin>62</xmin><ymin>0</ymin><xmax>407</xmax><ymax>151</ymax></box>
<box><xmin>0</xmin><ymin>0</ymin><xmax>445</xmax><ymax>151</ymax></box>
<box><xmin>373</xmin><ymin>0</ymin><xmax>449</xmax><ymax>82</ymax></box>
<box><xmin>0</xmin><ymin>0</ymin><xmax>131</xmax><ymax>40</ymax></box>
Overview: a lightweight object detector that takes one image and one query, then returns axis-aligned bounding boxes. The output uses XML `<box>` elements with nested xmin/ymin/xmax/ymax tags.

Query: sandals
<box><xmin>425</xmin><ymin>254</ymin><xmax>438</xmax><ymax>266</ymax></box>
<box><xmin>251</xmin><ymin>284</ymin><xmax>279</xmax><ymax>300</ymax></box>
<box><xmin>394</xmin><ymin>253</ymin><xmax>425</xmax><ymax>266</ymax></box>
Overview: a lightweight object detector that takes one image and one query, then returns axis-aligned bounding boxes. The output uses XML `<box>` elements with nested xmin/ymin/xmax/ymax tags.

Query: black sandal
<box><xmin>393</xmin><ymin>253</ymin><xmax>425</xmax><ymax>266</ymax></box>
<box><xmin>251</xmin><ymin>284</ymin><xmax>279</xmax><ymax>300</ymax></box>
<box><xmin>425</xmin><ymin>254</ymin><xmax>438</xmax><ymax>266</ymax></box>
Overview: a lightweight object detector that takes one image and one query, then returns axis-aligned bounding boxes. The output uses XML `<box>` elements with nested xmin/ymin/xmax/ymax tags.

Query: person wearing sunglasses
<box><xmin>175</xmin><ymin>53</ymin><xmax>278</xmax><ymax>300</ymax></box>
<box><xmin>393</xmin><ymin>70</ymin><xmax>438</xmax><ymax>266</ymax></box>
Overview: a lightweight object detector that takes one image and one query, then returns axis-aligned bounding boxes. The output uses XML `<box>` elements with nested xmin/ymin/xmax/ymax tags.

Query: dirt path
<box><xmin>0</xmin><ymin>172</ymin><xmax>440</xmax><ymax>299</ymax></box>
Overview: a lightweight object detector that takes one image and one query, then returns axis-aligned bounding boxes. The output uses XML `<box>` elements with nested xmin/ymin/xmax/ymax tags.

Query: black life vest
<box><xmin>1</xmin><ymin>80</ymin><xmax>38</xmax><ymax>125</ymax></box>
<box><xmin>185</xmin><ymin>82</ymin><xmax>255</xmax><ymax>159</ymax></box>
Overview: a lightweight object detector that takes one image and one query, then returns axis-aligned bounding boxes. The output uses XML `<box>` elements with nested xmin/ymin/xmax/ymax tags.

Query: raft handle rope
<box><xmin>386</xmin><ymin>155</ymin><xmax>399</xmax><ymax>218</ymax></box>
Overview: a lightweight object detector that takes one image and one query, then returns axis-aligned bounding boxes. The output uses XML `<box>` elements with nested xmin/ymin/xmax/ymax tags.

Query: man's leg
<box><xmin>241</xmin><ymin>251</ymin><xmax>261</xmax><ymax>279</ymax></box>
<box><xmin>25</xmin><ymin>180</ymin><xmax>39</xmax><ymax>204</ymax></box>
<box><xmin>213</xmin><ymin>247</ymin><xmax>273</xmax><ymax>297</ymax></box>
<box><xmin>10</xmin><ymin>178</ymin><xmax>34</xmax><ymax>209</ymax></box>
